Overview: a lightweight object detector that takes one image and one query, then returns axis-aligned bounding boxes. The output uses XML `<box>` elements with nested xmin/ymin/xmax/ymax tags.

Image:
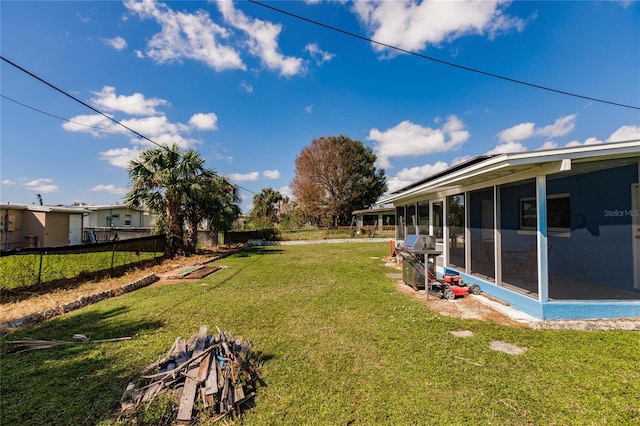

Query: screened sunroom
<box><xmin>381</xmin><ymin>141</ymin><xmax>640</xmax><ymax>320</ymax></box>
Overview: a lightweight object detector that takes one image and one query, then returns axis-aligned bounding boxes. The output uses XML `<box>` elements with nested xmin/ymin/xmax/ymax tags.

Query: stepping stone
<box><xmin>489</xmin><ymin>341</ymin><xmax>527</xmax><ymax>355</ymax></box>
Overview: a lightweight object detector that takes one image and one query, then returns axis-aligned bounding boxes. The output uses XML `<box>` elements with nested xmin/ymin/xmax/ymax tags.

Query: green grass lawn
<box><xmin>0</xmin><ymin>250</ymin><xmax>161</xmax><ymax>290</ymax></box>
<box><xmin>1</xmin><ymin>243</ymin><xmax>639</xmax><ymax>425</ymax></box>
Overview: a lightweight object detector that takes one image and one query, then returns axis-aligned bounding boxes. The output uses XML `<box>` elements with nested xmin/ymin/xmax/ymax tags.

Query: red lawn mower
<box><xmin>395</xmin><ymin>235</ymin><xmax>481</xmax><ymax>300</ymax></box>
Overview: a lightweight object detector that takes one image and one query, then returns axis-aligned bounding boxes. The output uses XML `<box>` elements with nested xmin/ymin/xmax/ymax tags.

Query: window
<box><xmin>447</xmin><ymin>194</ymin><xmax>466</xmax><ymax>269</ymax></box>
<box><xmin>125</xmin><ymin>214</ymin><xmax>132</xmax><ymax>226</ymax></box>
<box><xmin>521</xmin><ymin>194</ymin><xmax>571</xmax><ymax>230</ymax></box>
<box><xmin>417</xmin><ymin>200</ymin><xmax>429</xmax><ymax>235</ymax></box>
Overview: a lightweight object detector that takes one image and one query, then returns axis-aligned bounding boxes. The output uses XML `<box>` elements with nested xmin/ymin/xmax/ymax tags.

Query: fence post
<box><xmin>111</xmin><ymin>242</ymin><xmax>117</xmax><ymax>271</ymax></box>
<box><xmin>37</xmin><ymin>251</ymin><xmax>44</xmax><ymax>285</ymax></box>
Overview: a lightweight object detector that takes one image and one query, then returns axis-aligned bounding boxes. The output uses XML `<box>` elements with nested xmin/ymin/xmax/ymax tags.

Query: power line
<box><xmin>248</xmin><ymin>0</ymin><xmax>640</xmax><ymax>111</ymax></box>
<box><xmin>1</xmin><ymin>55</ymin><xmax>167</xmax><ymax>149</ymax></box>
<box><xmin>1</xmin><ymin>94</ymin><xmax>130</xmax><ymax>135</ymax></box>
<box><xmin>1</xmin><ymin>56</ymin><xmax>257</xmax><ymax>195</ymax></box>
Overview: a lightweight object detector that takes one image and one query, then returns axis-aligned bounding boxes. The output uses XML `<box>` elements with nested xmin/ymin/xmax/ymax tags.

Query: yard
<box><xmin>1</xmin><ymin>242</ymin><xmax>639</xmax><ymax>425</ymax></box>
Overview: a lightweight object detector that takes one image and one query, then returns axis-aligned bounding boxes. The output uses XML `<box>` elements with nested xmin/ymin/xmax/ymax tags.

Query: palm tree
<box><xmin>205</xmin><ymin>176</ymin><xmax>241</xmax><ymax>246</ymax></box>
<box><xmin>125</xmin><ymin>144</ymin><xmax>211</xmax><ymax>258</ymax></box>
<box><xmin>252</xmin><ymin>187</ymin><xmax>283</xmax><ymax>223</ymax></box>
<box><xmin>182</xmin><ymin>170</ymin><xmax>221</xmax><ymax>254</ymax></box>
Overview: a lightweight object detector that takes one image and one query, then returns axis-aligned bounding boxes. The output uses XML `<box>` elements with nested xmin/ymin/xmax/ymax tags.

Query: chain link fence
<box><xmin>0</xmin><ymin>235</ymin><xmax>165</xmax><ymax>290</ymax></box>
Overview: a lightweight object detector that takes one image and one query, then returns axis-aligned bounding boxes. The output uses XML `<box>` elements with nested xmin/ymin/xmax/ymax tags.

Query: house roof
<box><xmin>84</xmin><ymin>204</ymin><xmax>142</xmax><ymax>211</ymax></box>
<box><xmin>352</xmin><ymin>207</ymin><xmax>396</xmax><ymax>215</ymax></box>
<box><xmin>0</xmin><ymin>203</ymin><xmax>89</xmax><ymax>213</ymax></box>
<box><xmin>379</xmin><ymin>140</ymin><xmax>640</xmax><ymax>205</ymax></box>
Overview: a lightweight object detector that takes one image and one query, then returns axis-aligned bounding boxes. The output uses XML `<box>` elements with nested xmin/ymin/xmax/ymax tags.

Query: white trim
<box><xmin>380</xmin><ymin>140</ymin><xmax>639</xmax><ymax>205</ymax></box>
<box><xmin>442</xmin><ymin>198</ymin><xmax>448</xmax><ymax>268</ymax></box>
<box><xmin>633</xmin><ymin>183</ymin><xmax>640</xmax><ymax>290</ymax></box>
<box><xmin>428</xmin><ymin>200</ymin><xmax>434</xmax><ymax>237</ymax></box>
<box><xmin>494</xmin><ymin>185</ymin><xmax>502</xmax><ymax>284</ymax></box>
<box><xmin>536</xmin><ymin>176</ymin><xmax>549</xmax><ymax>302</ymax></box>
<box><xmin>464</xmin><ymin>191</ymin><xmax>471</xmax><ymax>275</ymax></box>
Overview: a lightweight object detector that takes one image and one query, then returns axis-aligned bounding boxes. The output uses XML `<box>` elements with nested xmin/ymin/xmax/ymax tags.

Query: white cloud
<box><xmin>606</xmin><ymin>124</ymin><xmax>640</xmax><ymax>142</ymax></box>
<box><xmin>486</xmin><ymin>141</ymin><xmax>528</xmax><ymax>155</ymax></box>
<box><xmin>91</xmin><ymin>86</ymin><xmax>169</xmax><ymax>115</ymax></box>
<box><xmin>134</xmin><ymin>50</ymin><xmax>145</xmax><ymax>59</ymax></box>
<box><xmin>2</xmin><ymin>179</ymin><xmax>17</xmax><ymax>185</ymax></box>
<box><xmin>538</xmin><ymin>141</ymin><xmax>558</xmax><ymax>150</ymax></box>
<box><xmin>386</xmin><ymin>161</ymin><xmax>449</xmax><ymax>193</ymax></box>
<box><xmin>498</xmin><ymin>122</ymin><xmax>535</xmax><ymax>143</ymax></box>
<box><xmin>352</xmin><ymin>0</ymin><xmax>528</xmax><ymax>55</ymax></box>
<box><xmin>614</xmin><ymin>0</ymin><xmax>635</xmax><ymax>8</ymax></box>
<box><xmin>229</xmin><ymin>172</ymin><xmax>259</xmax><ymax>182</ymax></box>
<box><xmin>496</xmin><ymin>114</ymin><xmax>577</xmax><ymax>150</ymax></box>
<box><xmin>536</xmin><ymin>114</ymin><xmax>576</xmax><ymax>138</ymax></box>
<box><xmin>451</xmin><ymin>155</ymin><xmax>472</xmax><ymax>166</ymax></box>
<box><xmin>367</xmin><ymin>115</ymin><xmax>469</xmax><ymax>168</ymax></box>
<box><xmin>305</xmin><ymin>42</ymin><xmax>335</xmax><ymax>65</ymax></box>
<box><xmin>188</xmin><ymin>113</ymin><xmax>218</xmax><ymax>130</ymax></box>
<box><xmin>24</xmin><ymin>178</ymin><xmax>58</xmax><ymax>193</ymax></box>
<box><xmin>216</xmin><ymin>0</ymin><xmax>305</xmax><ymax>77</ymax></box>
<box><xmin>214</xmin><ymin>152</ymin><xmax>234</xmax><ymax>163</ymax></box>
<box><xmin>240</xmin><ymin>81</ymin><xmax>253</xmax><ymax>93</ymax></box>
<box><xmin>65</xmin><ymin>86</ymin><xmax>221</xmax><ymax>151</ymax></box>
<box><xmin>262</xmin><ymin>169</ymin><xmax>280</xmax><ymax>179</ymax></box>
<box><xmin>102</xmin><ymin>36</ymin><xmax>127</xmax><ymax>50</ymax></box>
<box><xmin>119</xmin><ymin>115</ymin><xmax>194</xmax><ymax>148</ymax></box>
<box><xmin>124</xmin><ymin>0</ymin><xmax>245</xmax><ymax>72</ymax></box>
<box><xmin>565</xmin><ymin>137</ymin><xmax>601</xmax><ymax>147</ymax></box>
<box><xmin>279</xmin><ymin>185</ymin><xmax>293</xmax><ymax>199</ymax></box>
<box><xmin>305</xmin><ymin>105</ymin><xmax>313</xmax><ymax>114</ymax></box>
<box><xmin>64</xmin><ymin>112</ymin><xmax>196</xmax><ymax>148</ymax></box>
<box><xmin>99</xmin><ymin>148</ymin><xmax>141</xmax><ymax>169</ymax></box>
<box><xmin>90</xmin><ymin>184</ymin><xmax>129</xmax><ymax>195</ymax></box>
<box><xmin>561</xmin><ymin>124</ymin><xmax>639</xmax><ymax>148</ymax></box>
<box><xmin>62</xmin><ymin>113</ymin><xmax>119</xmax><ymax>137</ymax></box>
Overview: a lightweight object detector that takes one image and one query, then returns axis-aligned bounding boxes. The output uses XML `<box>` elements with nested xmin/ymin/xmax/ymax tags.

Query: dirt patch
<box><xmin>1</xmin><ymin>246</ymin><xmax>241</xmax><ymax>328</ymax></box>
<box><xmin>386</xmin><ymin>257</ymin><xmax>640</xmax><ymax>330</ymax></box>
<box><xmin>393</xmin><ymin>278</ymin><xmax>525</xmax><ymax>327</ymax></box>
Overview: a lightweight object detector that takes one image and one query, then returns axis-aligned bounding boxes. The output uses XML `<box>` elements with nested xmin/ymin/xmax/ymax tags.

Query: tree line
<box><xmin>125</xmin><ymin>135</ymin><xmax>387</xmax><ymax>258</ymax></box>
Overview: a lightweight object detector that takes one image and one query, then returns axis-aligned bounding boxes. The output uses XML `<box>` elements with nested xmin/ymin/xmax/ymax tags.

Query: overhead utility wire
<box><xmin>1</xmin><ymin>56</ymin><xmax>258</xmax><ymax>196</ymax></box>
<box><xmin>1</xmin><ymin>94</ymin><xmax>130</xmax><ymax>135</ymax></box>
<box><xmin>1</xmin><ymin>55</ymin><xmax>166</xmax><ymax>149</ymax></box>
<box><xmin>248</xmin><ymin>0</ymin><xmax>640</xmax><ymax>111</ymax></box>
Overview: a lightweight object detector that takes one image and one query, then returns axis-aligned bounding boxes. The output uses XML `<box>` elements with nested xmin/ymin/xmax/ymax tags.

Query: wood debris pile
<box><xmin>120</xmin><ymin>326</ymin><xmax>262</xmax><ymax>424</ymax></box>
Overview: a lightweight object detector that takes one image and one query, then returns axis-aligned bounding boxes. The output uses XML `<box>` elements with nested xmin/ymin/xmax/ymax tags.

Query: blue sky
<box><xmin>1</xmin><ymin>0</ymin><xmax>639</xmax><ymax>213</ymax></box>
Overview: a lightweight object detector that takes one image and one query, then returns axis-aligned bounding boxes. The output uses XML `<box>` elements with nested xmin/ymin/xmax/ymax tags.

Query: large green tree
<box><xmin>291</xmin><ymin>135</ymin><xmax>387</xmax><ymax>227</ymax></box>
<box><xmin>125</xmin><ymin>144</ymin><xmax>217</xmax><ymax>258</ymax></box>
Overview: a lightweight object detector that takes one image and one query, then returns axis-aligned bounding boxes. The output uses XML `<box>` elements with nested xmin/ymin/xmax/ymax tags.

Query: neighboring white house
<box><xmin>83</xmin><ymin>204</ymin><xmax>154</xmax><ymax>228</ymax></box>
<box><xmin>351</xmin><ymin>207</ymin><xmax>396</xmax><ymax>230</ymax></box>
<box><xmin>379</xmin><ymin>140</ymin><xmax>640</xmax><ymax>320</ymax></box>
<box><xmin>82</xmin><ymin>204</ymin><xmax>155</xmax><ymax>242</ymax></box>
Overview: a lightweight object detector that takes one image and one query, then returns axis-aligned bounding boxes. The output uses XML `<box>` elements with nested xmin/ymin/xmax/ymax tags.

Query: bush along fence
<box><xmin>0</xmin><ymin>235</ymin><xmax>165</xmax><ymax>290</ymax></box>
